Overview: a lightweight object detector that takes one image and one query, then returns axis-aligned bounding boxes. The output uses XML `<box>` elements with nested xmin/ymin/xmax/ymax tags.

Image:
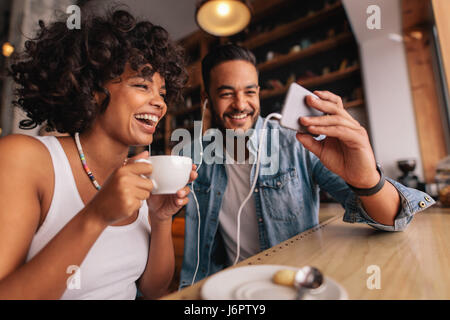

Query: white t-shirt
<box><xmin>218</xmin><ymin>161</ymin><xmax>260</xmax><ymax>266</ymax></box>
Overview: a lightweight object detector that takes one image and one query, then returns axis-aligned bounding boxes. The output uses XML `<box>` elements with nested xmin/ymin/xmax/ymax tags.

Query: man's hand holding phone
<box><xmin>281</xmin><ymin>85</ymin><xmax>380</xmax><ymax>189</ymax></box>
<box><xmin>280</xmin><ymin>83</ymin><xmax>324</xmax><ymax>134</ymax></box>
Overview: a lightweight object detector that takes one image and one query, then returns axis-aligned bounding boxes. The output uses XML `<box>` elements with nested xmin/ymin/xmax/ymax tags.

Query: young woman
<box><xmin>0</xmin><ymin>9</ymin><xmax>196</xmax><ymax>299</ymax></box>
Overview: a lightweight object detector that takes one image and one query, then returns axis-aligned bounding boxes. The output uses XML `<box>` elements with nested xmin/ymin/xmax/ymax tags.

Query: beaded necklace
<box><xmin>74</xmin><ymin>132</ymin><xmax>101</xmax><ymax>190</ymax></box>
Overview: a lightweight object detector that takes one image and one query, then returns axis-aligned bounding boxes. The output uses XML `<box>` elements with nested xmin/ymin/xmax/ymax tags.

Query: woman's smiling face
<box><xmin>94</xmin><ymin>63</ymin><xmax>167</xmax><ymax>146</ymax></box>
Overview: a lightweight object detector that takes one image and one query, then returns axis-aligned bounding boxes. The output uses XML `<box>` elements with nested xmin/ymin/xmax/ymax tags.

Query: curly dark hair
<box><xmin>10</xmin><ymin>8</ymin><xmax>188</xmax><ymax>135</ymax></box>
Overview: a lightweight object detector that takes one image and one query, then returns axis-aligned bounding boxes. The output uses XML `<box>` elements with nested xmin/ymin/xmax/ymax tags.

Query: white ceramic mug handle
<box><xmin>133</xmin><ymin>158</ymin><xmax>158</xmax><ymax>190</ymax></box>
<box><xmin>150</xmin><ymin>178</ymin><xmax>158</xmax><ymax>190</ymax></box>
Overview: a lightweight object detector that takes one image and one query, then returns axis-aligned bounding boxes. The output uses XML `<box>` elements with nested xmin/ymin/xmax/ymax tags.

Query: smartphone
<box><xmin>280</xmin><ymin>83</ymin><xmax>324</xmax><ymax>134</ymax></box>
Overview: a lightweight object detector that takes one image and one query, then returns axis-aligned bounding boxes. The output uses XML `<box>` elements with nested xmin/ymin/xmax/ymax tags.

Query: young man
<box><xmin>178</xmin><ymin>44</ymin><xmax>434</xmax><ymax>288</ymax></box>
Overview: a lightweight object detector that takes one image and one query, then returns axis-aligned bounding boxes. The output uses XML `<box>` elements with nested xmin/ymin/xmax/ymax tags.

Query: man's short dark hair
<box><xmin>201</xmin><ymin>44</ymin><xmax>257</xmax><ymax>95</ymax></box>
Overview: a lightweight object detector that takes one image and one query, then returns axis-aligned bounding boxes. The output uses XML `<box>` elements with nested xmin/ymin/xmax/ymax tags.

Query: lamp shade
<box><xmin>196</xmin><ymin>0</ymin><xmax>251</xmax><ymax>37</ymax></box>
<box><xmin>2</xmin><ymin>42</ymin><xmax>14</xmax><ymax>57</ymax></box>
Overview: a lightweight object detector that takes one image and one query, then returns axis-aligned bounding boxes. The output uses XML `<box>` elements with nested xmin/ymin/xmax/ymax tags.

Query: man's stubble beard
<box><xmin>208</xmin><ymin>100</ymin><xmax>260</xmax><ymax>134</ymax></box>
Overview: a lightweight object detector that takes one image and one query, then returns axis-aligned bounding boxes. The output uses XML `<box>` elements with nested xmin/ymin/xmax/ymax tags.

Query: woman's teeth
<box><xmin>135</xmin><ymin>113</ymin><xmax>158</xmax><ymax>126</ymax></box>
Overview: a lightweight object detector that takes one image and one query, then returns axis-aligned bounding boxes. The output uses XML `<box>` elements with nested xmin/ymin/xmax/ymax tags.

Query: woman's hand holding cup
<box><xmin>86</xmin><ymin>151</ymin><xmax>153</xmax><ymax>227</ymax></box>
<box><xmin>146</xmin><ymin>164</ymin><xmax>198</xmax><ymax>225</ymax></box>
<box><xmin>87</xmin><ymin>152</ymin><xmax>197</xmax><ymax>228</ymax></box>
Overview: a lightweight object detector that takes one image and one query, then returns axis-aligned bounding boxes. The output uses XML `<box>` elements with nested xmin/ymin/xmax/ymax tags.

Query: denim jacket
<box><xmin>178</xmin><ymin>116</ymin><xmax>435</xmax><ymax>289</ymax></box>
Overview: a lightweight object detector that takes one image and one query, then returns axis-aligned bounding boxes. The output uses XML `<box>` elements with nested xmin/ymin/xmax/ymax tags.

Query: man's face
<box><xmin>207</xmin><ymin>60</ymin><xmax>260</xmax><ymax>132</ymax></box>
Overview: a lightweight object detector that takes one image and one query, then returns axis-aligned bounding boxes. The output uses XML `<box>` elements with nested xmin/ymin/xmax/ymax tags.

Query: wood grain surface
<box><xmin>162</xmin><ymin>205</ymin><xmax>449</xmax><ymax>300</ymax></box>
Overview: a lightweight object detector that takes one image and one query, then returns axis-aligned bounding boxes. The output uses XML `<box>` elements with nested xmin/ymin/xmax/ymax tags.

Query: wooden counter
<box><xmin>162</xmin><ymin>205</ymin><xmax>449</xmax><ymax>300</ymax></box>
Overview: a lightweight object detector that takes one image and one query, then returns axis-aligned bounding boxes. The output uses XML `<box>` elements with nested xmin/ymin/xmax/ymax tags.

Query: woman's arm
<box><xmin>0</xmin><ymin>135</ymin><xmax>153</xmax><ymax>299</ymax></box>
<box><xmin>137</xmin><ymin>219</ymin><xmax>175</xmax><ymax>299</ymax></box>
<box><xmin>0</xmin><ymin>135</ymin><xmax>108</xmax><ymax>299</ymax></box>
<box><xmin>0</xmin><ymin>209</ymin><xmax>107</xmax><ymax>299</ymax></box>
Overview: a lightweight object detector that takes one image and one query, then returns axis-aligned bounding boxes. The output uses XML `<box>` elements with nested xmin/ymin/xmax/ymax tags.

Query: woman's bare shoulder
<box><xmin>0</xmin><ymin>134</ymin><xmax>53</xmax><ymax>179</ymax></box>
<box><xmin>0</xmin><ymin>133</ymin><xmax>50</xmax><ymax>154</ymax></box>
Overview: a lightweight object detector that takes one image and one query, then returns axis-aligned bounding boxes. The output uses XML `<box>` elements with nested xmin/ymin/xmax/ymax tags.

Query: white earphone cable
<box><xmin>232</xmin><ymin>113</ymin><xmax>282</xmax><ymax>266</ymax></box>
<box><xmin>190</xmin><ymin>98</ymin><xmax>208</xmax><ymax>285</ymax></box>
<box><xmin>190</xmin><ymin>105</ymin><xmax>282</xmax><ymax>284</ymax></box>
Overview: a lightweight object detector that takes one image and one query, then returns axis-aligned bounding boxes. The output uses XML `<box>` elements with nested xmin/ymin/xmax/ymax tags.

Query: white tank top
<box><xmin>26</xmin><ymin>136</ymin><xmax>151</xmax><ymax>300</ymax></box>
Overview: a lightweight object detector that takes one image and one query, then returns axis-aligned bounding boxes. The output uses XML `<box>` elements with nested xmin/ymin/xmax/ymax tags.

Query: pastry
<box><xmin>272</xmin><ymin>269</ymin><xmax>296</xmax><ymax>287</ymax></box>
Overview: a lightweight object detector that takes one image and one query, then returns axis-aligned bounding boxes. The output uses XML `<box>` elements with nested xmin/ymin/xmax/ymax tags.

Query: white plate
<box><xmin>201</xmin><ymin>265</ymin><xmax>348</xmax><ymax>300</ymax></box>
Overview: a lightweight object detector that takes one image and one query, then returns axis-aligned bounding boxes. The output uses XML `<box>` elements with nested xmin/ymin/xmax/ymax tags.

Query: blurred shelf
<box><xmin>260</xmin><ymin>65</ymin><xmax>360</xmax><ymax>99</ymax></box>
<box><xmin>183</xmin><ymin>83</ymin><xmax>201</xmax><ymax>95</ymax></box>
<box><xmin>250</xmin><ymin>0</ymin><xmax>296</xmax><ymax>23</ymax></box>
<box><xmin>184</xmin><ymin>60</ymin><xmax>202</xmax><ymax>93</ymax></box>
<box><xmin>300</xmin><ymin>64</ymin><xmax>360</xmax><ymax>87</ymax></box>
<box><xmin>153</xmin><ymin>136</ymin><xmax>165</xmax><ymax>142</ymax></box>
<box><xmin>179</xmin><ymin>31</ymin><xmax>215</xmax><ymax>52</ymax></box>
<box><xmin>170</xmin><ymin>103</ymin><xmax>201</xmax><ymax>117</ymax></box>
<box><xmin>179</xmin><ymin>124</ymin><xmax>195</xmax><ymax>131</ymax></box>
<box><xmin>257</xmin><ymin>32</ymin><xmax>353</xmax><ymax>72</ymax></box>
<box><xmin>241</xmin><ymin>0</ymin><xmax>343</xmax><ymax>50</ymax></box>
<box><xmin>344</xmin><ymin>99</ymin><xmax>364</xmax><ymax>109</ymax></box>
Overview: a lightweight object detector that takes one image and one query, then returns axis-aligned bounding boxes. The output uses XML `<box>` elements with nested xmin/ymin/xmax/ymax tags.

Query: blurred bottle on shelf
<box><xmin>286</xmin><ymin>74</ymin><xmax>296</xmax><ymax>86</ymax></box>
<box><xmin>266</xmin><ymin>51</ymin><xmax>275</xmax><ymax>61</ymax></box>
<box><xmin>435</xmin><ymin>156</ymin><xmax>450</xmax><ymax>206</ymax></box>
<box><xmin>300</xmin><ymin>38</ymin><xmax>311</xmax><ymax>50</ymax></box>
<box><xmin>339</xmin><ymin>59</ymin><xmax>349</xmax><ymax>71</ymax></box>
<box><xmin>290</xmin><ymin>44</ymin><xmax>301</xmax><ymax>53</ymax></box>
<box><xmin>322</xmin><ymin>66</ymin><xmax>330</xmax><ymax>75</ymax></box>
<box><xmin>327</xmin><ymin>28</ymin><xmax>336</xmax><ymax>38</ymax></box>
<box><xmin>186</xmin><ymin>97</ymin><xmax>192</xmax><ymax>109</ymax></box>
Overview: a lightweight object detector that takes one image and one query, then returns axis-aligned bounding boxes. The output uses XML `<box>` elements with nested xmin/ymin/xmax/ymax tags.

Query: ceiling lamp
<box><xmin>2</xmin><ymin>42</ymin><xmax>14</xmax><ymax>57</ymax></box>
<box><xmin>196</xmin><ymin>0</ymin><xmax>252</xmax><ymax>37</ymax></box>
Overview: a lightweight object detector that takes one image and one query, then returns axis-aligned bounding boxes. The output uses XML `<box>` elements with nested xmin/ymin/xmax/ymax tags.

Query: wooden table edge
<box><xmin>160</xmin><ymin>213</ymin><xmax>344</xmax><ymax>300</ymax></box>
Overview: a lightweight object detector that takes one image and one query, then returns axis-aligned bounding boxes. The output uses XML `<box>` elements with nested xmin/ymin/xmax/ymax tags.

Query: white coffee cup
<box><xmin>134</xmin><ymin>156</ymin><xmax>192</xmax><ymax>194</ymax></box>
